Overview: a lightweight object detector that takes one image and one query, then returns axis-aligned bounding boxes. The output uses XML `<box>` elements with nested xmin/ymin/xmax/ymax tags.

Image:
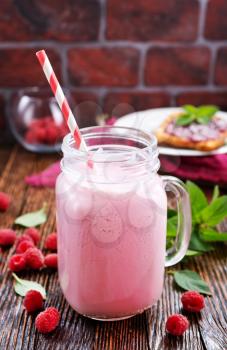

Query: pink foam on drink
<box><xmin>56</xmin><ymin>166</ymin><xmax>167</xmax><ymax>319</ymax></box>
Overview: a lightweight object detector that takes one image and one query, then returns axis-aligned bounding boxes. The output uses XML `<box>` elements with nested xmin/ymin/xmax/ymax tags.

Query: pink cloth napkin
<box><xmin>160</xmin><ymin>154</ymin><xmax>227</xmax><ymax>184</ymax></box>
<box><xmin>24</xmin><ymin>154</ymin><xmax>227</xmax><ymax>188</ymax></box>
<box><xmin>25</xmin><ymin>162</ymin><xmax>61</xmax><ymax>188</ymax></box>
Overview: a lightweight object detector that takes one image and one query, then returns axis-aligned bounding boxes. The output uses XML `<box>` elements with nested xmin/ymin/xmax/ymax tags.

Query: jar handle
<box><xmin>162</xmin><ymin>176</ymin><xmax>192</xmax><ymax>267</ymax></box>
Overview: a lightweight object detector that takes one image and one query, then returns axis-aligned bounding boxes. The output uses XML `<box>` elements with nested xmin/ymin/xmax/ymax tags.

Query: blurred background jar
<box><xmin>8</xmin><ymin>88</ymin><xmax>73</xmax><ymax>153</ymax></box>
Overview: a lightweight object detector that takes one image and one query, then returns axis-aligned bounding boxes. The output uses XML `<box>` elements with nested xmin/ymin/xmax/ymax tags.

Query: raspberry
<box><xmin>44</xmin><ymin>254</ymin><xmax>58</xmax><ymax>269</ymax></box>
<box><xmin>45</xmin><ymin>233</ymin><xmax>57</xmax><ymax>251</ymax></box>
<box><xmin>30</xmin><ymin>119</ymin><xmax>46</xmax><ymax>128</ymax></box>
<box><xmin>42</xmin><ymin>116</ymin><xmax>53</xmax><ymax>127</ymax></box>
<box><xmin>24</xmin><ymin>248</ymin><xmax>44</xmax><ymax>270</ymax></box>
<box><xmin>16</xmin><ymin>240</ymin><xmax>34</xmax><ymax>254</ymax></box>
<box><xmin>8</xmin><ymin>254</ymin><xmax>26</xmax><ymax>272</ymax></box>
<box><xmin>59</xmin><ymin>123</ymin><xmax>68</xmax><ymax>138</ymax></box>
<box><xmin>24</xmin><ymin>228</ymin><xmax>40</xmax><ymax>245</ymax></box>
<box><xmin>166</xmin><ymin>314</ymin><xmax>189</xmax><ymax>336</ymax></box>
<box><xmin>34</xmin><ymin>126</ymin><xmax>47</xmax><ymax>143</ymax></box>
<box><xmin>23</xmin><ymin>290</ymin><xmax>43</xmax><ymax>313</ymax></box>
<box><xmin>0</xmin><ymin>192</ymin><xmax>11</xmax><ymax>212</ymax></box>
<box><xmin>45</xmin><ymin>126</ymin><xmax>58</xmax><ymax>144</ymax></box>
<box><xmin>0</xmin><ymin>229</ymin><xmax>16</xmax><ymax>247</ymax></box>
<box><xmin>181</xmin><ymin>291</ymin><xmax>205</xmax><ymax>312</ymax></box>
<box><xmin>35</xmin><ymin>307</ymin><xmax>60</xmax><ymax>333</ymax></box>
<box><xmin>16</xmin><ymin>234</ymin><xmax>34</xmax><ymax>247</ymax></box>
<box><xmin>25</xmin><ymin>130</ymin><xmax>39</xmax><ymax>144</ymax></box>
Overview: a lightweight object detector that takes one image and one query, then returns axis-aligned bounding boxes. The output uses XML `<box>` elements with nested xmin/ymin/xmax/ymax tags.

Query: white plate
<box><xmin>115</xmin><ymin>107</ymin><xmax>227</xmax><ymax>156</ymax></box>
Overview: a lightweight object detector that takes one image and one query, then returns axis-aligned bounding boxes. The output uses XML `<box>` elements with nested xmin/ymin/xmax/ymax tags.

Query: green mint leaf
<box><xmin>199</xmin><ymin>196</ymin><xmax>227</xmax><ymax>226</ymax></box>
<box><xmin>197</xmin><ymin>105</ymin><xmax>219</xmax><ymax>118</ymax></box>
<box><xmin>182</xmin><ymin>105</ymin><xmax>198</xmax><ymax>114</ymax></box>
<box><xmin>211</xmin><ymin>185</ymin><xmax>220</xmax><ymax>203</ymax></box>
<box><xmin>175</xmin><ymin>114</ymin><xmax>196</xmax><ymax>126</ymax></box>
<box><xmin>167</xmin><ymin>216</ymin><xmax>178</xmax><ymax>238</ymax></box>
<box><xmin>186</xmin><ymin>181</ymin><xmax>208</xmax><ymax>221</ymax></box>
<box><xmin>197</xmin><ymin>115</ymin><xmax>214</xmax><ymax>124</ymax></box>
<box><xmin>199</xmin><ymin>228</ymin><xmax>227</xmax><ymax>242</ymax></box>
<box><xmin>12</xmin><ymin>273</ymin><xmax>46</xmax><ymax>298</ymax></box>
<box><xmin>174</xmin><ymin>269</ymin><xmax>212</xmax><ymax>295</ymax></box>
<box><xmin>185</xmin><ymin>250</ymin><xmax>202</xmax><ymax>257</ymax></box>
<box><xmin>14</xmin><ymin>203</ymin><xmax>47</xmax><ymax>228</ymax></box>
<box><xmin>189</xmin><ymin>229</ymin><xmax>214</xmax><ymax>252</ymax></box>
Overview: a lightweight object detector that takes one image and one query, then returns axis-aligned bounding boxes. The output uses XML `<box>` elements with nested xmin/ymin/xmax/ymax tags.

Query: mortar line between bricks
<box><xmin>0</xmin><ymin>41</ymin><xmax>227</xmax><ymax>50</ymax></box>
<box><xmin>208</xmin><ymin>46</ymin><xmax>218</xmax><ymax>85</ymax></box>
<box><xmin>57</xmin><ymin>46</ymin><xmax>70</xmax><ymax>88</ymax></box>
<box><xmin>2</xmin><ymin>86</ymin><xmax>227</xmax><ymax>99</ymax></box>
<box><xmin>138</xmin><ymin>46</ymin><xmax>147</xmax><ymax>88</ymax></box>
<box><xmin>198</xmin><ymin>0</ymin><xmax>208</xmax><ymax>40</ymax></box>
<box><xmin>98</xmin><ymin>0</ymin><xmax>107</xmax><ymax>43</ymax></box>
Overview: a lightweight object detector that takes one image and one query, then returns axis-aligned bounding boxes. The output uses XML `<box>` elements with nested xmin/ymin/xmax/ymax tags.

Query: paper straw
<box><xmin>36</xmin><ymin>50</ymin><xmax>87</xmax><ymax>152</ymax></box>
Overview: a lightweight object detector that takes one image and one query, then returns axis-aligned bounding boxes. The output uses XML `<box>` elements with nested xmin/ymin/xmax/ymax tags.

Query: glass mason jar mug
<box><xmin>56</xmin><ymin>126</ymin><xmax>191</xmax><ymax>321</ymax></box>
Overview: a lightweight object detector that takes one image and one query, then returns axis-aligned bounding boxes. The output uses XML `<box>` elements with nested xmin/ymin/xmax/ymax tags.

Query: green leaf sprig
<box><xmin>167</xmin><ymin>181</ymin><xmax>227</xmax><ymax>255</ymax></box>
<box><xmin>176</xmin><ymin>105</ymin><xmax>219</xmax><ymax>126</ymax></box>
<box><xmin>174</xmin><ymin>270</ymin><xmax>212</xmax><ymax>295</ymax></box>
<box><xmin>14</xmin><ymin>203</ymin><xmax>48</xmax><ymax>228</ymax></box>
<box><xmin>12</xmin><ymin>273</ymin><xmax>46</xmax><ymax>298</ymax></box>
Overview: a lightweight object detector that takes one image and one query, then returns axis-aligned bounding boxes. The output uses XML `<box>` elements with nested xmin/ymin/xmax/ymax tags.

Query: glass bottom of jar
<box><xmin>81</xmin><ymin>304</ymin><xmax>153</xmax><ymax>321</ymax></box>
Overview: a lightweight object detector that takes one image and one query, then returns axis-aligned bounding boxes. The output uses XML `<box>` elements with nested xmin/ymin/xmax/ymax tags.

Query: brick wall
<box><xmin>1</xmin><ymin>0</ymin><xmax>227</xmax><ymax>134</ymax></box>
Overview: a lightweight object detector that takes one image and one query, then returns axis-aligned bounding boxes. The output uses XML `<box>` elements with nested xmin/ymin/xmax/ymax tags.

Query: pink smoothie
<box><xmin>56</xmin><ymin>166</ymin><xmax>167</xmax><ymax>320</ymax></box>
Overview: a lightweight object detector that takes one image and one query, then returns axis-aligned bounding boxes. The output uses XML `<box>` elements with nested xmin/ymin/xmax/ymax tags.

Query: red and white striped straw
<box><xmin>36</xmin><ymin>50</ymin><xmax>87</xmax><ymax>152</ymax></box>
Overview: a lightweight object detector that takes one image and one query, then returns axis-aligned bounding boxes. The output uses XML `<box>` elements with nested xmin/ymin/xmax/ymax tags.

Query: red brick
<box><xmin>71</xmin><ymin>92</ymin><xmax>100</xmax><ymax>127</ymax></box>
<box><xmin>145</xmin><ymin>47</ymin><xmax>210</xmax><ymax>86</ymax></box>
<box><xmin>104</xmin><ymin>92</ymin><xmax>170</xmax><ymax>117</ymax></box>
<box><xmin>68</xmin><ymin>48</ymin><xmax>139</xmax><ymax>87</ymax></box>
<box><xmin>215</xmin><ymin>48</ymin><xmax>227</xmax><ymax>85</ymax></box>
<box><xmin>107</xmin><ymin>0</ymin><xmax>199</xmax><ymax>42</ymax></box>
<box><xmin>176</xmin><ymin>92</ymin><xmax>227</xmax><ymax>111</ymax></box>
<box><xmin>0</xmin><ymin>1</ymin><xmax>100</xmax><ymax>42</ymax></box>
<box><xmin>205</xmin><ymin>0</ymin><xmax>227</xmax><ymax>40</ymax></box>
<box><xmin>0</xmin><ymin>49</ymin><xmax>61</xmax><ymax>87</ymax></box>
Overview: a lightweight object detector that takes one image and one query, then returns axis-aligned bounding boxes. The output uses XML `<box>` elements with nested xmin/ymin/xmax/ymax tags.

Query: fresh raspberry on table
<box><xmin>8</xmin><ymin>254</ymin><xmax>26</xmax><ymax>272</ymax></box>
<box><xmin>45</xmin><ymin>233</ymin><xmax>57</xmax><ymax>251</ymax></box>
<box><xmin>24</xmin><ymin>228</ymin><xmax>40</xmax><ymax>245</ymax></box>
<box><xmin>24</xmin><ymin>248</ymin><xmax>44</xmax><ymax>270</ymax></box>
<box><xmin>16</xmin><ymin>234</ymin><xmax>34</xmax><ymax>247</ymax></box>
<box><xmin>16</xmin><ymin>240</ymin><xmax>34</xmax><ymax>254</ymax></box>
<box><xmin>181</xmin><ymin>291</ymin><xmax>205</xmax><ymax>312</ymax></box>
<box><xmin>0</xmin><ymin>192</ymin><xmax>11</xmax><ymax>212</ymax></box>
<box><xmin>44</xmin><ymin>254</ymin><xmax>58</xmax><ymax>269</ymax></box>
<box><xmin>166</xmin><ymin>314</ymin><xmax>189</xmax><ymax>336</ymax></box>
<box><xmin>0</xmin><ymin>229</ymin><xmax>16</xmax><ymax>247</ymax></box>
<box><xmin>23</xmin><ymin>290</ymin><xmax>43</xmax><ymax>313</ymax></box>
<box><xmin>35</xmin><ymin>307</ymin><xmax>60</xmax><ymax>333</ymax></box>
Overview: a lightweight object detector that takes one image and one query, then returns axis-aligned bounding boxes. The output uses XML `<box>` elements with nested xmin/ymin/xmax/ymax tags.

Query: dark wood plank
<box><xmin>0</xmin><ymin>146</ymin><xmax>13</xmax><ymax>175</ymax></box>
<box><xmin>0</xmin><ymin>147</ymin><xmax>226</xmax><ymax>350</ymax></box>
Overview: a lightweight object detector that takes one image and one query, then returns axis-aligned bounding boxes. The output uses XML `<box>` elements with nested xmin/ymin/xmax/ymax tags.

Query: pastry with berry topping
<box><xmin>156</xmin><ymin>105</ymin><xmax>227</xmax><ymax>151</ymax></box>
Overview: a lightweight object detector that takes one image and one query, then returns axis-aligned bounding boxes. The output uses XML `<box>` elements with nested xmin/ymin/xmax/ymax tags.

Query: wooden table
<box><xmin>0</xmin><ymin>146</ymin><xmax>226</xmax><ymax>350</ymax></box>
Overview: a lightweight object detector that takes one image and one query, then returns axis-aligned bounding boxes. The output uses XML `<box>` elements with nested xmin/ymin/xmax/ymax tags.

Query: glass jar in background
<box><xmin>8</xmin><ymin>88</ymin><xmax>73</xmax><ymax>153</ymax></box>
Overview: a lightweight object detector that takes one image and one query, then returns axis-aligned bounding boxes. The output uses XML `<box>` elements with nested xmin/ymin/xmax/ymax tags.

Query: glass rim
<box><xmin>61</xmin><ymin>125</ymin><xmax>159</xmax><ymax>165</ymax></box>
<box><xmin>12</xmin><ymin>86</ymin><xmax>71</xmax><ymax>103</ymax></box>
